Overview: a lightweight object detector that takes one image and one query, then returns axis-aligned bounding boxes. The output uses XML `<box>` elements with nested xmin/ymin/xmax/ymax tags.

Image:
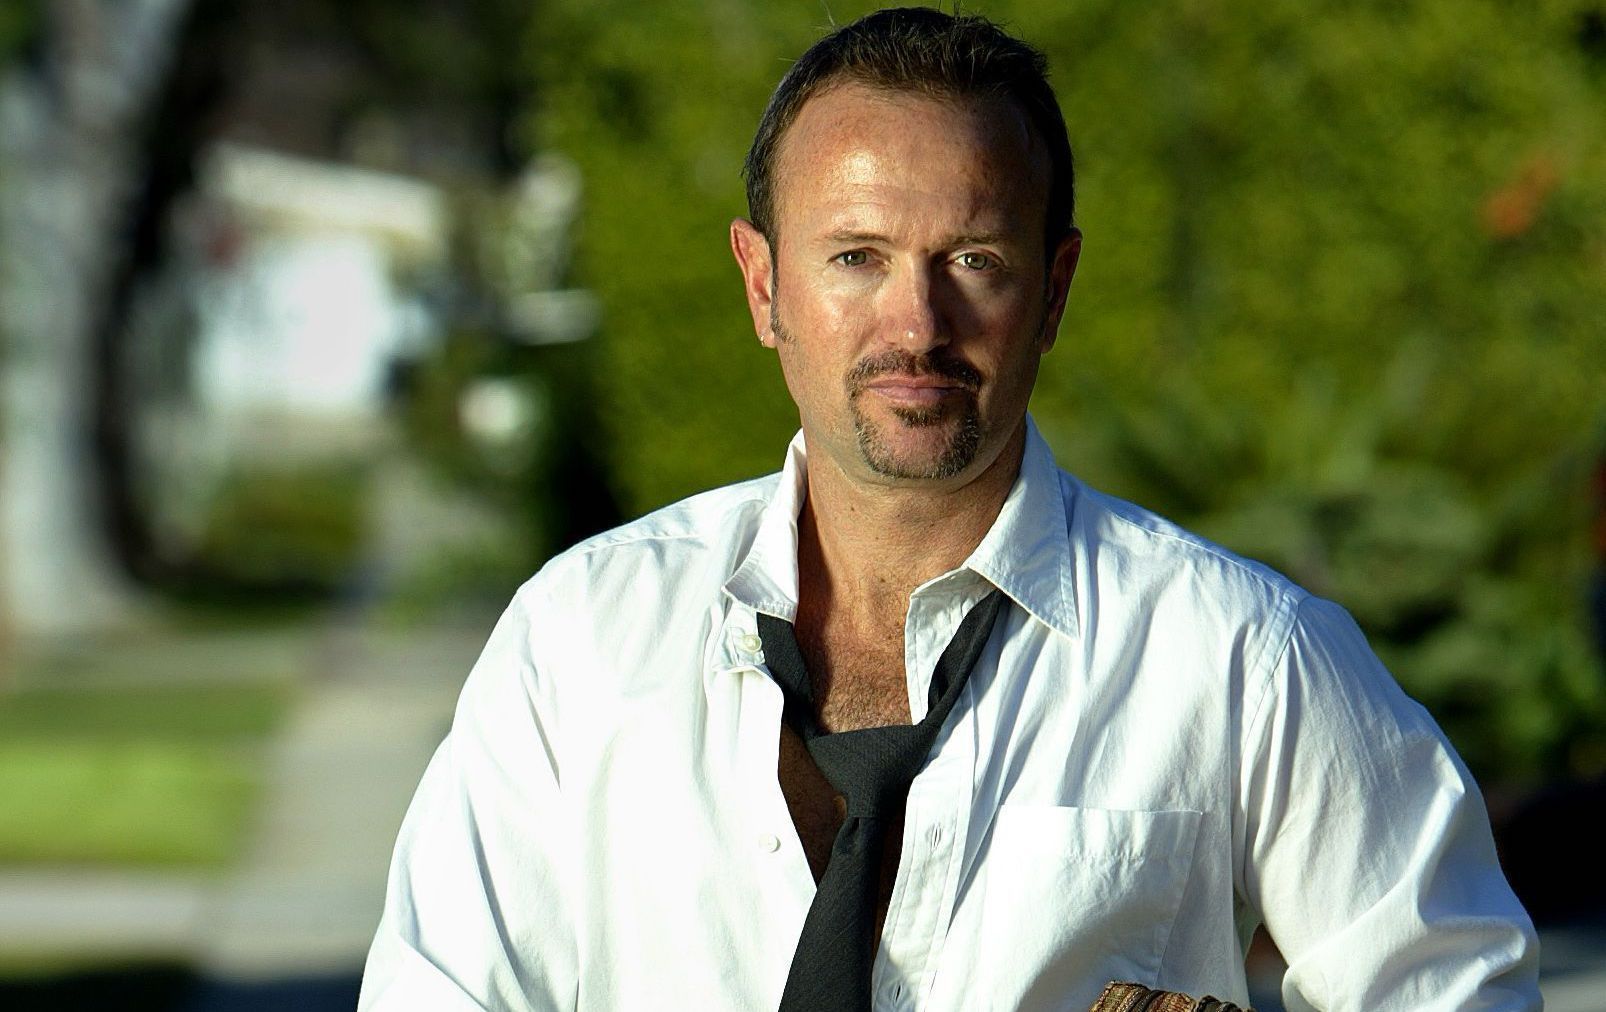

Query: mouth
<box><xmin>847</xmin><ymin>352</ymin><xmax>982</xmax><ymax>408</ymax></box>
<box><xmin>861</xmin><ymin>376</ymin><xmax>969</xmax><ymax>408</ymax></box>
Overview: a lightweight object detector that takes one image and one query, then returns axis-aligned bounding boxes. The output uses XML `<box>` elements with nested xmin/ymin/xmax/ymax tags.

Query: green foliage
<box><xmin>0</xmin><ymin>0</ymin><xmax>39</xmax><ymax>67</ymax></box>
<box><xmin>527</xmin><ymin>1</ymin><xmax>873</xmax><ymax>508</ymax></box>
<box><xmin>400</xmin><ymin>328</ymin><xmax>529</xmax><ymax>492</ymax></box>
<box><xmin>396</xmin><ymin>320</ymin><xmax>620</xmax><ymax>574</ymax></box>
<box><xmin>527</xmin><ymin>0</ymin><xmax>1606</xmax><ymax>783</ymax></box>
<box><xmin>193</xmin><ymin>463</ymin><xmax>369</xmax><ymax>589</ymax></box>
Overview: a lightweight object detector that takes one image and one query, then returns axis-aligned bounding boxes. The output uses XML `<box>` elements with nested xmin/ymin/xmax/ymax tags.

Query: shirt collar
<box><xmin>720</xmin><ymin>415</ymin><xmax>1079</xmax><ymax>640</ymax></box>
<box><xmin>721</xmin><ymin>430</ymin><xmax>809</xmax><ymax>624</ymax></box>
<box><xmin>959</xmin><ymin>417</ymin><xmax>1079</xmax><ymax>641</ymax></box>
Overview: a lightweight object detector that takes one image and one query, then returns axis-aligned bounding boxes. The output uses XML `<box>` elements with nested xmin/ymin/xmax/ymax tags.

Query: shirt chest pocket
<box><xmin>970</xmin><ymin>805</ymin><xmax>1202</xmax><ymax>1011</ymax></box>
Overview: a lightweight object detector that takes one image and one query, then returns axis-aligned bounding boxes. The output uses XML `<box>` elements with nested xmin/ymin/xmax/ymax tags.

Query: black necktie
<box><xmin>757</xmin><ymin>589</ymin><xmax>1006</xmax><ymax>1012</ymax></box>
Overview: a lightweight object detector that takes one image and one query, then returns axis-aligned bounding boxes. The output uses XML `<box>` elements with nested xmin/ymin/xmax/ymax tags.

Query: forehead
<box><xmin>770</xmin><ymin>82</ymin><xmax>1049</xmax><ymax>242</ymax></box>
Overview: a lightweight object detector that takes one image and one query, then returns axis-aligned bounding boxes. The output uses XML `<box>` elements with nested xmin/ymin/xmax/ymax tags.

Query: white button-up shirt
<box><xmin>360</xmin><ymin>421</ymin><xmax>1539</xmax><ymax>1011</ymax></box>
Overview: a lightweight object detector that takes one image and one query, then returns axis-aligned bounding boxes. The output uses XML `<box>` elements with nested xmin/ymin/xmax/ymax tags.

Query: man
<box><xmin>360</xmin><ymin>9</ymin><xmax>1539</xmax><ymax>1010</ymax></box>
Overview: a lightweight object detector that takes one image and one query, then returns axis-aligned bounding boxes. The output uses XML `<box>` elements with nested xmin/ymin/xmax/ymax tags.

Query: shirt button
<box><xmin>739</xmin><ymin>633</ymin><xmax>763</xmax><ymax>654</ymax></box>
<box><xmin>926</xmin><ymin>824</ymin><xmax>943</xmax><ymax>847</ymax></box>
<box><xmin>758</xmin><ymin>833</ymin><xmax>781</xmax><ymax>852</ymax></box>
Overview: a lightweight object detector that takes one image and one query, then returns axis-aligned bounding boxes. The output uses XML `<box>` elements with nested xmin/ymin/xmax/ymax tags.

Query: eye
<box><xmin>957</xmin><ymin>251</ymin><xmax>994</xmax><ymax>271</ymax></box>
<box><xmin>834</xmin><ymin>250</ymin><xmax>869</xmax><ymax>267</ymax></box>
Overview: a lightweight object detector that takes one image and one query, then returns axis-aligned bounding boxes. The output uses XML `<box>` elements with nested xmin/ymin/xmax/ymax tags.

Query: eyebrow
<box><xmin>823</xmin><ymin>229</ymin><xmax>891</xmax><ymax>245</ymax></box>
<box><xmin>949</xmin><ymin>230</ymin><xmax>1011</xmax><ymax>247</ymax></box>
<box><xmin>821</xmin><ymin>228</ymin><xmax>1016</xmax><ymax>247</ymax></box>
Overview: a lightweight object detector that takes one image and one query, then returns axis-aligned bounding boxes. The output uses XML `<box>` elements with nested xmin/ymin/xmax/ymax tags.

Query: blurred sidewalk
<box><xmin>1536</xmin><ymin>914</ymin><xmax>1606</xmax><ymax>1012</ymax></box>
<box><xmin>198</xmin><ymin>624</ymin><xmax>479</xmax><ymax>980</ymax></box>
<box><xmin>0</xmin><ymin>619</ymin><xmax>486</xmax><ymax>986</ymax></box>
<box><xmin>3</xmin><ymin>620</ymin><xmax>1606</xmax><ymax>1008</ymax></box>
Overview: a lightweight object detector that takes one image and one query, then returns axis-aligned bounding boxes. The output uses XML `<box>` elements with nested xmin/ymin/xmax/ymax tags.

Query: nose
<box><xmin>883</xmin><ymin>263</ymin><xmax>948</xmax><ymax>352</ymax></box>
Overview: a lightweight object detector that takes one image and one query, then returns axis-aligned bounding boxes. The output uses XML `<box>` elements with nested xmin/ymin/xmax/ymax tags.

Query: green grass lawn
<box><xmin>0</xmin><ymin>681</ymin><xmax>290</xmax><ymax>867</ymax></box>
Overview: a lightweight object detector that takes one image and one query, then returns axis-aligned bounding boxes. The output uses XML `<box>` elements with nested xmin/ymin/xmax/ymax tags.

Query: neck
<box><xmin>796</xmin><ymin>422</ymin><xmax>1026</xmax><ymax>629</ymax></box>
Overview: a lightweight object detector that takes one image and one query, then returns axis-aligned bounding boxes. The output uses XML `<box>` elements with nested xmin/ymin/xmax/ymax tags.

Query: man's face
<box><xmin>731</xmin><ymin>82</ymin><xmax>1079</xmax><ymax>490</ymax></box>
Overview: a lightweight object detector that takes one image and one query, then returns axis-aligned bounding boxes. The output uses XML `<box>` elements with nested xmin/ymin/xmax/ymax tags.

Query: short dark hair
<box><xmin>742</xmin><ymin>7</ymin><xmax>1075</xmax><ymax>257</ymax></box>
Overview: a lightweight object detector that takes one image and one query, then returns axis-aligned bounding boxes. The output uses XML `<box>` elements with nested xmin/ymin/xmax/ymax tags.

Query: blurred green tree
<box><xmin>0</xmin><ymin>1</ymin><xmax>37</xmax><ymax>65</ymax></box>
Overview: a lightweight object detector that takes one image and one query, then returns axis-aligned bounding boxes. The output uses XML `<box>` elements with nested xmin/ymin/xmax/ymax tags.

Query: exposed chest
<box><xmin>801</xmin><ymin>623</ymin><xmax>911</xmax><ymax>733</ymax></box>
<box><xmin>776</xmin><ymin>624</ymin><xmax>912</xmax><ymax>929</ymax></box>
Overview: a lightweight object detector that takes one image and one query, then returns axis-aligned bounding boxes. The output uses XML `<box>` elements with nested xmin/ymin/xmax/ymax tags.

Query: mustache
<box><xmin>846</xmin><ymin>350</ymin><xmax>982</xmax><ymax>394</ymax></box>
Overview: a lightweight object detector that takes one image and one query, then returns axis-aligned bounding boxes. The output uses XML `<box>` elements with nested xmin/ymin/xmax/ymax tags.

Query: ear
<box><xmin>1038</xmin><ymin>227</ymin><xmax>1082</xmax><ymax>353</ymax></box>
<box><xmin>730</xmin><ymin>218</ymin><xmax>777</xmax><ymax>346</ymax></box>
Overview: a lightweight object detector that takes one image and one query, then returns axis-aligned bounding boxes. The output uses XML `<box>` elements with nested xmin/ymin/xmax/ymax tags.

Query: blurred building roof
<box><xmin>202</xmin><ymin>142</ymin><xmax>447</xmax><ymax>264</ymax></box>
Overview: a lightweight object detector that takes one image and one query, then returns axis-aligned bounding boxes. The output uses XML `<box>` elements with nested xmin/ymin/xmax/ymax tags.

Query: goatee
<box><xmin>846</xmin><ymin>349</ymin><xmax>983</xmax><ymax>480</ymax></box>
<box><xmin>771</xmin><ymin>307</ymin><xmax>985</xmax><ymax>480</ymax></box>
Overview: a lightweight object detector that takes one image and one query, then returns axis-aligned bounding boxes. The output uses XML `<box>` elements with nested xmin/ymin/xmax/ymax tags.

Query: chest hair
<box><xmin>776</xmin><ymin>620</ymin><xmax>912</xmax><ymax>938</ymax></box>
<box><xmin>799</xmin><ymin>622</ymin><xmax>911</xmax><ymax>733</ymax></box>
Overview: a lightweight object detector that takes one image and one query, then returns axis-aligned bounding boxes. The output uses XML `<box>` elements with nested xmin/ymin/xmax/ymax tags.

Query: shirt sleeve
<box><xmin>1237</xmin><ymin>594</ymin><xmax>1540</xmax><ymax>1011</ymax></box>
<box><xmin>359</xmin><ymin>585</ymin><xmax>578</xmax><ymax>1012</ymax></box>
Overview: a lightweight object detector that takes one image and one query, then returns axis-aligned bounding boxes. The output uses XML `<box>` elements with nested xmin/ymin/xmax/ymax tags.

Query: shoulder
<box><xmin>561</xmin><ymin>473</ymin><xmax>780</xmax><ymax>559</ymax></box>
<box><xmin>511</xmin><ymin>471</ymin><xmax>779</xmax><ymax>617</ymax></box>
<box><xmin>1065</xmin><ymin>472</ymin><xmax>1307</xmax><ymax>621</ymax></box>
<box><xmin>460</xmin><ymin>473</ymin><xmax>782</xmax><ymax>713</ymax></box>
<box><xmin>1060</xmin><ymin>477</ymin><xmax>1432</xmax><ymax>736</ymax></box>
<box><xmin>1054</xmin><ymin>471</ymin><xmax>1321</xmax><ymax>714</ymax></box>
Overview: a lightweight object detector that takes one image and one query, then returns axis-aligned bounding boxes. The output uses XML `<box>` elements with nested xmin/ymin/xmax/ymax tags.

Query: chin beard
<box><xmin>851</xmin><ymin>400</ymin><xmax>983</xmax><ymax>480</ymax></box>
